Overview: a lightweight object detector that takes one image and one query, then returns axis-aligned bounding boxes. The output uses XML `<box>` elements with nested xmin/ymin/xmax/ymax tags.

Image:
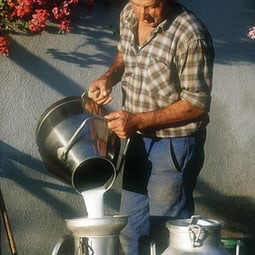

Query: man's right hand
<box><xmin>87</xmin><ymin>75</ymin><xmax>113</xmax><ymax>105</ymax></box>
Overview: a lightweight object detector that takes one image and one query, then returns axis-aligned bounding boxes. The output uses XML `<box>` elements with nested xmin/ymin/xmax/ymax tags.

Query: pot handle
<box><xmin>188</xmin><ymin>215</ymin><xmax>202</xmax><ymax>247</ymax></box>
<box><xmin>189</xmin><ymin>224</ymin><xmax>202</xmax><ymax>247</ymax></box>
<box><xmin>57</xmin><ymin>115</ymin><xmax>106</xmax><ymax>161</ymax></box>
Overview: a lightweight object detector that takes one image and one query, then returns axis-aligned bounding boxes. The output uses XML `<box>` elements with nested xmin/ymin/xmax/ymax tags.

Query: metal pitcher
<box><xmin>161</xmin><ymin>215</ymin><xmax>230</xmax><ymax>255</ymax></box>
<box><xmin>36</xmin><ymin>96</ymin><xmax>120</xmax><ymax>193</ymax></box>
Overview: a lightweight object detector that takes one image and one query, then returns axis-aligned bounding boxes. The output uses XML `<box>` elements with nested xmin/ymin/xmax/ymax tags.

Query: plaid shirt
<box><xmin>118</xmin><ymin>2</ymin><xmax>214</xmax><ymax>138</ymax></box>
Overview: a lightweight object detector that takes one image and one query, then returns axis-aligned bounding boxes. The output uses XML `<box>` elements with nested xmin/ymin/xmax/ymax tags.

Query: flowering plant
<box><xmin>0</xmin><ymin>0</ymin><xmax>94</xmax><ymax>56</ymax></box>
<box><xmin>247</xmin><ymin>26</ymin><xmax>255</xmax><ymax>40</ymax></box>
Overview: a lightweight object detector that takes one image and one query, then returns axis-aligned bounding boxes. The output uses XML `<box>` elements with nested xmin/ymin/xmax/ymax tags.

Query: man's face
<box><xmin>130</xmin><ymin>0</ymin><xmax>169</xmax><ymax>27</ymax></box>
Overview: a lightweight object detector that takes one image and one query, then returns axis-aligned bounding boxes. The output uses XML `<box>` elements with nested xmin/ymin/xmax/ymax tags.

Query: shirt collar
<box><xmin>154</xmin><ymin>3</ymin><xmax>183</xmax><ymax>34</ymax></box>
<box><xmin>153</xmin><ymin>20</ymin><xmax>169</xmax><ymax>35</ymax></box>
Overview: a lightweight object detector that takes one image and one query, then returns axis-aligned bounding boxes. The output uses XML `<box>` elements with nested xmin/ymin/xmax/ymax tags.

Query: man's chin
<box><xmin>142</xmin><ymin>20</ymin><xmax>157</xmax><ymax>28</ymax></box>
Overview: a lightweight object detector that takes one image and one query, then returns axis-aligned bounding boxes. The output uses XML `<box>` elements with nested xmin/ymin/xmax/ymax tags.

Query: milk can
<box><xmin>66</xmin><ymin>216</ymin><xmax>128</xmax><ymax>255</ymax></box>
<box><xmin>36</xmin><ymin>96</ymin><xmax>120</xmax><ymax>193</ymax></box>
<box><xmin>161</xmin><ymin>215</ymin><xmax>230</xmax><ymax>255</ymax></box>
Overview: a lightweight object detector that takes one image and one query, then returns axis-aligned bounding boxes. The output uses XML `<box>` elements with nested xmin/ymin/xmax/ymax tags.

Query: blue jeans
<box><xmin>119</xmin><ymin>131</ymin><xmax>206</xmax><ymax>255</ymax></box>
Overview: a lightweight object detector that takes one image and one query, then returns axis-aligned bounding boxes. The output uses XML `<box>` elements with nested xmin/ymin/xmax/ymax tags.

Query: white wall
<box><xmin>0</xmin><ymin>3</ymin><xmax>123</xmax><ymax>254</ymax></box>
<box><xmin>0</xmin><ymin>0</ymin><xmax>255</xmax><ymax>254</ymax></box>
<box><xmin>180</xmin><ymin>0</ymin><xmax>255</xmax><ymax>236</ymax></box>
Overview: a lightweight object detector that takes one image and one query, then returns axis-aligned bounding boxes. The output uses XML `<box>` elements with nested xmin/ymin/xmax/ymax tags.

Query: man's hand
<box><xmin>87</xmin><ymin>75</ymin><xmax>113</xmax><ymax>105</ymax></box>
<box><xmin>104</xmin><ymin>110</ymin><xmax>138</xmax><ymax>139</ymax></box>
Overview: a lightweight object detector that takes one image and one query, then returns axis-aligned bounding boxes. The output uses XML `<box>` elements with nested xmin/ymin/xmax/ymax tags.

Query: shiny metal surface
<box><xmin>36</xmin><ymin>96</ymin><xmax>120</xmax><ymax>193</ymax></box>
<box><xmin>63</xmin><ymin>215</ymin><xmax>128</xmax><ymax>255</ymax></box>
<box><xmin>65</xmin><ymin>215</ymin><xmax>128</xmax><ymax>237</ymax></box>
<box><xmin>161</xmin><ymin>216</ymin><xmax>230</xmax><ymax>255</ymax></box>
<box><xmin>51</xmin><ymin>235</ymin><xmax>75</xmax><ymax>255</ymax></box>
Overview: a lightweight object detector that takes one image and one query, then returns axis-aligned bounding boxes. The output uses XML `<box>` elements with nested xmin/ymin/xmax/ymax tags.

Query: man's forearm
<box><xmin>105</xmin><ymin>100</ymin><xmax>207</xmax><ymax>139</ymax></box>
<box><xmin>134</xmin><ymin>100</ymin><xmax>206</xmax><ymax>131</ymax></box>
<box><xmin>103</xmin><ymin>51</ymin><xmax>125</xmax><ymax>86</ymax></box>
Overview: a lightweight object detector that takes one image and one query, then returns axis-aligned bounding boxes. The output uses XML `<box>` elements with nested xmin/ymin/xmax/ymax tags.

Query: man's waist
<box><xmin>136</xmin><ymin>119</ymin><xmax>208</xmax><ymax>139</ymax></box>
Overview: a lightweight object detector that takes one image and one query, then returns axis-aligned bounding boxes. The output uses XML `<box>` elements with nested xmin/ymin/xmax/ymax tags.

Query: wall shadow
<box><xmin>9</xmin><ymin>40</ymin><xmax>83</xmax><ymax>96</ymax></box>
<box><xmin>45</xmin><ymin>0</ymin><xmax>255</xmax><ymax>66</ymax></box>
<box><xmin>1</xmin><ymin>2</ymin><xmax>125</xmax><ymax>220</ymax></box>
<box><xmin>45</xmin><ymin>3</ymin><xmax>122</xmax><ymax>67</ymax></box>
<box><xmin>195</xmin><ymin>96</ymin><xmax>255</xmax><ymax>238</ymax></box>
<box><xmin>196</xmin><ymin>179</ymin><xmax>255</xmax><ymax>237</ymax></box>
<box><xmin>0</xmin><ymin>140</ymin><xmax>80</xmax><ymax>218</ymax></box>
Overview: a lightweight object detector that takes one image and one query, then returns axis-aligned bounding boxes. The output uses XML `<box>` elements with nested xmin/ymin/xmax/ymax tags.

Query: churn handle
<box><xmin>58</xmin><ymin>115</ymin><xmax>106</xmax><ymax>161</ymax></box>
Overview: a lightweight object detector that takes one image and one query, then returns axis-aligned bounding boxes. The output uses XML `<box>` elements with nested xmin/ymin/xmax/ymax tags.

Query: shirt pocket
<box><xmin>144</xmin><ymin>57</ymin><xmax>180</xmax><ymax>105</ymax></box>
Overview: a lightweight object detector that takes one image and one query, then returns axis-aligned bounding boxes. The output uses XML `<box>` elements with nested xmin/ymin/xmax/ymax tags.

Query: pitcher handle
<box><xmin>57</xmin><ymin>115</ymin><xmax>106</xmax><ymax>161</ymax></box>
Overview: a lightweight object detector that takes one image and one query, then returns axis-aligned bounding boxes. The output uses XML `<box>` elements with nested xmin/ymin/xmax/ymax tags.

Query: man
<box><xmin>87</xmin><ymin>0</ymin><xmax>214</xmax><ymax>254</ymax></box>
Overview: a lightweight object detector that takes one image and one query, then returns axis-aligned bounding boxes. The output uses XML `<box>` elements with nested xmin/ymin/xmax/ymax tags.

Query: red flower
<box><xmin>7</xmin><ymin>0</ymin><xmax>16</xmax><ymax>8</ymax></box>
<box><xmin>52</xmin><ymin>4</ymin><xmax>70</xmax><ymax>20</ymax></box>
<box><xmin>68</xmin><ymin>0</ymin><xmax>79</xmax><ymax>3</ymax></box>
<box><xmin>0</xmin><ymin>35</ymin><xmax>10</xmax><ymax>56</ymax></box>
<box><xmin>14</xmin><ymin>0</ymin><xmax>33</xmax><ymax>18</ymax></box>
<box><xmin>59</xmin><ymin>19</ymin><xmax>71</xmax><ymax>32</ymax></box>
<box><xmin>0</xmin><ymin>0</ymin><xmax>95</xmax><ymax>56</ymax></box>
<box><xmin>29</xmin><ymin>9</ymin><xmax>50</xmax><ymax>32</ymax></box>
<box><xmin>247</xmin><ymin>27</ymin><xmax>255</xmax><ymax>40</ymax></box>
<box><xmin>33</xmin><ymin>0</ymin><xmax>46</xmax><ymax>5</ymax></box>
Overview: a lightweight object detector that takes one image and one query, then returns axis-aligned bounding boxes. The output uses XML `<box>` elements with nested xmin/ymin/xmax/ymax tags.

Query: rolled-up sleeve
<box><xmin>178</xmin><ymin>39</ymin><xmax>214</xmax><ymax>111</ymax></box>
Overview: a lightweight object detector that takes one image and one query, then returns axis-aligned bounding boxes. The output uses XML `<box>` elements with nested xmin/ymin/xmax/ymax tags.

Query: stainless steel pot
<box><xmin>63</xmin><ymin>216</ymin><xmax>128</xmax><ymax>255</ymax></box>
<box><xmin>36</xmin><ymin>96</ymin><xmax>120</xmax><ymax>193</ymax></box>
<box><xmin>161</xmin><ymin>215</ymin><xmax>230</xmax><ymax>255</ymax></box>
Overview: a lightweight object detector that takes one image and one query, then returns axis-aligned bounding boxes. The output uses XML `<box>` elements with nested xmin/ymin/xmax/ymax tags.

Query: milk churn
<box><xmin>36</xmin><ymin>96</ymin><xmax>120</xmax><ymax>193</ymax></box>
<box><xmin>161</xmin><ymin>215</ymin><xmax>230</xmax><ymax>255</ymax></box>
<box><xmin>52</xmin><ymin>216</ymin><xmax>128</xmax><ymax>255</ymax></box>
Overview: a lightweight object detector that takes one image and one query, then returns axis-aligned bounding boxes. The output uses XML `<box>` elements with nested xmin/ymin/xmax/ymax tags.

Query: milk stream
<box><xmin>81</xmin><ymin>186</ymin><xmax>106</xmax><ymax>218</ymax></box>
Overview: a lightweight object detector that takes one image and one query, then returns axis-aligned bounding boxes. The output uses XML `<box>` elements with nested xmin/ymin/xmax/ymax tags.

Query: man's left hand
<box><xmin>104</xmin><ymin>110</ymin><xmax>138</xmax><ymax>139</ymax></box>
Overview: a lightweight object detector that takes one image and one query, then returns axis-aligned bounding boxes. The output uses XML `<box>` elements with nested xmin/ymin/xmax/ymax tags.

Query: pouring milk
<box><xmin>81</xmin><ymin>186</ymin><xmax>106</xmax><ymax>218</ymax></box>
